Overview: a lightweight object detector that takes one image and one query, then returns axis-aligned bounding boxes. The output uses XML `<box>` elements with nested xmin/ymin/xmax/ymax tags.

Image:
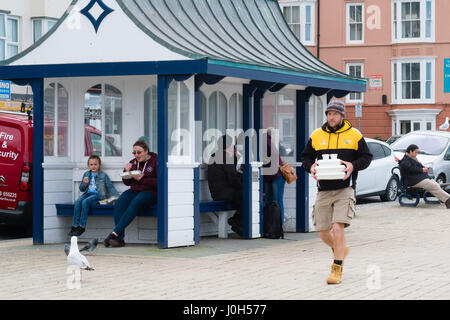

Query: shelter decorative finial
<box><xmin>80</xmin><ymin>0</ymin><xmax>114</xmax><ymax>33</ymax></box>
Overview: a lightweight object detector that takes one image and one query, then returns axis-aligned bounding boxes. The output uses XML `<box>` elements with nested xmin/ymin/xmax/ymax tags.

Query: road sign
<box><xmin>355</xmin><ymin>104</ymin><xmax>362</xmax><ymax>118</ymax></box>
<box><xmin>0</xmin><ymin>80</ymin><xmax>11</xmax><ymax>100</ymax></box>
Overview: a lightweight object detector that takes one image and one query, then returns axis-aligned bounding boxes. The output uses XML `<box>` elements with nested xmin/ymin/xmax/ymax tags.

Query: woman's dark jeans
<box><xmin>113</xmin><ymin>189</ymin><xmax>157</xmax><ymax>240</ymax></box>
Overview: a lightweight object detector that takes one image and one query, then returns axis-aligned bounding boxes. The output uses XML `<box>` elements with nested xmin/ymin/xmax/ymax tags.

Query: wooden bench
<box><xmin>56</xmin><ymin>200</ymin><xmax>237</xmax><ymax>238</ymax></box>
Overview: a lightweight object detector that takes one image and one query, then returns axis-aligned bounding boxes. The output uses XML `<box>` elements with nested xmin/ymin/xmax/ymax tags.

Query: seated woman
<box><xmin>104</xmin><ymin>139</ymin><xmax>157</xmax><ymax>247</ymax></box>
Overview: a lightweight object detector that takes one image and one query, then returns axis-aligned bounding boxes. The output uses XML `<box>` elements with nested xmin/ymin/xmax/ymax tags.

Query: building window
<box><xmin>346</xmin><ymin>3</ymin><xmax>364</xmax><ymax>44</ymax></box>
<box><xmin>392</xmin><ymin>0</ymin><xmax>434</xmax><ymax>43</ymax></box>
<box><xmin>84</xmin><ymin>84</ymin><xmax>123</xmax><ymax>157</ymax></box>
<box><xmin>0</xmin><ymin>13</ymin><xmax>19</xmax><ymax>60</ymax></box>
<box><xmin>44</xmin><ymin>83</ymin><xmax>69</xmax><ymax>157</ymax></box>
<box><xmin>391</xmin><ymin>58</ymin><xmax>434</xmax><ymax>104</ymax></box>
<box><xmin>387</xmin><ymin>109</ymin><xmax>440</xmax><ymax>136</ymax></box>
<box><xmin>144</xmin><ymin>85</ymin><xmax>157</xmax><ymax>153</ymax></box>
<box><xmin>32</xmin><ymin>18</ymin><xmax>57</xmax><ymax>43</ymax></box>
<box><xmin>280</xmin><ymin>1</ymin><xmax>315</xmax><ymax>46</ymax></box>
<box><xmin>346</xmin><ymin>62</ymin><xmax>364</xmax><ymax>103</ymax></box>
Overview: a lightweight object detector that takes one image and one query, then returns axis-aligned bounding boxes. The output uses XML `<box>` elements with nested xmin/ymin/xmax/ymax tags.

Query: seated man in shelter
<box><xmin>399</xmin><ymin>144</ymin><xmax>450</xmax><ymax>208</ymax></box>
<box><xmin>207</xmin><ymin>134</ymin><xmax>243</xmax><ymax>236</ymax></box>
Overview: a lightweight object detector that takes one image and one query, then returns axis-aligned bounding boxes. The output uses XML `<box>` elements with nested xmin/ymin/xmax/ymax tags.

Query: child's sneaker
<box><xmin>74</xmin><ymin>226</ymin><xmax>85</xmax><ymax>236</ymax></box>
<box><xmin>68</xmin><ymin>226</ymin><xmax>77</xmax><ymax>236</ymax></box>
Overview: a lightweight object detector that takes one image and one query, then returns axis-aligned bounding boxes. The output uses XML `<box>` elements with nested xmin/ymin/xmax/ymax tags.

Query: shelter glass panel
<box><xmin>144</xmin><ymin>85</ymin><xmax>158</xmax><ymax>153</ymax></box>
<box><xmin>44</xmin><ymin>83</ymin><xmax>68</xmax><ymax>157</ymax></box>
<box><xmin>84</xmin><ymin>84</ymin><xmax>122</xmax><ymax>157</ymax></box>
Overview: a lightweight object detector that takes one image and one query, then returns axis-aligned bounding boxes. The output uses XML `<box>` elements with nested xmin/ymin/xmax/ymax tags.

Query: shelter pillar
<box><xmin>296</xmin><ymin>90</ymin><xmax>311</xmax><ymax>233</ymax></box>
<box><xmin>157</xmin><ymin>75</ymin><xmax>170</xmax><ymax>248</ymax></box>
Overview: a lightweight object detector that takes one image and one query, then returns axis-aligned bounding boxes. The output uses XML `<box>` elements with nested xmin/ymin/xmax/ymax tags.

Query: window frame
<box><xmin>32</xmin><ymin>17</ymin><xmax>57</xmax><ymax>43</ymax></box>
<box><xmin>346</xmin><ymin>62</ymin><xmax>364</xmax><ymax>103</ymax></box>
<box><xmin>346</xmin><ymin>2</ymin><xmax>365</xmax><ymax>44</ymax></box>
<box><xmin>43</xmin><ymin>82</ymin><xmax>70</xmax><ymax>158</ymax></box>
<box><xmin>391</xmin><ymin>57</ymin><xmax>435</xmax><ymax>104</ymax></box>
<box><xmin>391</xmin><ymin>0</ymin><xmax>435</xmax><ymax>43</ymax></box>
<box><xmin>84</xmin><ymin>83</ymin><xmax>123</xmax><ymax>158</ymax></box>
<box><xmin>0</xmin><ymin>13</ymin><xmax>19</xmax><ymax>60</ymax></box>
<box><xmin>279</xmin><ymin>0</ymin><xmax>316</xmax><ymax>46</ymax></box>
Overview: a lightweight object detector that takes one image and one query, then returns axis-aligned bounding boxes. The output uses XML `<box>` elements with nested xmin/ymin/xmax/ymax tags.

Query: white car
<box><xmin>356</xmin><ymin>138</ymin><xmax>400</xmax><ymax>201</ymax></box>
<box><xmin>391</xmin><ymin>131</ymin><xmax>450</xmax><ymax>184</ymax></box>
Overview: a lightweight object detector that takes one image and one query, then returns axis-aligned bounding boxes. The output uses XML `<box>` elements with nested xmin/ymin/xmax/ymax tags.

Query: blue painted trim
<box><xmin>0</xmin><ymin>60</ymin><xmax>208</xmax><ymax>79</ymax></box>
<box><xmin>157</xmin><ymin>75</ymin><xmax>170</xmax><ymax>248</ymax></box>
<box><xmin>196</xmin><ymin>74</ymin><xmax>225</xmax><ymax>85</ymax></box>
<box><xmin>253</xmin><ymin>89</ymin><xmax>264</xmax><ymax>237</ymax></box>
<box><xmin>193</xmin><ymin>76</ymin><xmax>203</xmax><ymax>245</ymax></box>
<box><xmin>296</xmin><ymin>90</ymin><xmax>311</xmax><ymax>233</ymax></box>
<box><xmin>0</xmin><ymin>60</ymin><xmax>365</xmax><ymax>93</ymax></box>
<box><xmin>242</xmin><ymin>84</ymin><xmax>257</xmax><ymax>239</ymax></box>
<box><xmin>207</xmin><ymin>62</ymin><xmax>366</xmax><ymax>93</ymax></box>
<box><xmin>80</xmin><ymin>0</ymin><xmax>114</xmax><ymax>33</ymax></box>
<box><xmin>29</xmin><ymin>79</ymin><xmax>44</xmax><ymax>244</ymax></box>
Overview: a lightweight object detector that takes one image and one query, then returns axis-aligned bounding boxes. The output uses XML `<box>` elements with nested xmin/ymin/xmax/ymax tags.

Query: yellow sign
<box><xmin>0</xmin><ymin>100</ymin><xmax>22</xmax><ymax>111</ymax></box>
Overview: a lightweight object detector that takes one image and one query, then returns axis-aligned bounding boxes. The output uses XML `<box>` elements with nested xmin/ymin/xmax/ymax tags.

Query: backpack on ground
<box><xmin>263</xmin><ymin>202</ymin><xmax>284</xmax><ymax>239</ymax></box>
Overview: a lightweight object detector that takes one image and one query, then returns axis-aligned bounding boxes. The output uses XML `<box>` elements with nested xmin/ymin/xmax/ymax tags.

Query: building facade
<box><xmin>0</xmin><ymin>0</ymin><xmax>71</xmax><ymax>101</ymax></box>
<box><xmin>279</xmin><ymin>0</ymin><xmax>450</xmax><ymax>140</ymax></box>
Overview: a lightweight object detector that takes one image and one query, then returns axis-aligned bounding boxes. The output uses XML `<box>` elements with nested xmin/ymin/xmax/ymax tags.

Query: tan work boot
<box><xmin>326</xmin><ymin>263</ymin><xmax>343</xmax><ymax>285</ymax></box>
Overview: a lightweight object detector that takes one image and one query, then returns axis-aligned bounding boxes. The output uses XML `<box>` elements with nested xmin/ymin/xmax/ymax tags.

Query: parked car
<box><xmin>385</xmin><ymin>135</ymin><xmax>402</xmax><ymax>145</ymax></box>
<box><xmin>356</xmin><ymin>138</ymin><xmax>400</xmax><ymax>201</ymax></box>
<box><xmin>391</xmin><ymin>130</ymin><xmax>450</xmax><ymax>184</ymax></box>
<box><xmin>1</xmin><ymin>110</ymin><xmax>121</xmax><ymax>234</ymax></box>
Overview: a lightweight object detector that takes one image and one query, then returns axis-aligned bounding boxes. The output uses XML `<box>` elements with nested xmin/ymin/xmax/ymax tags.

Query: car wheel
<box><xmin>380</xmin><ymin>176</ymin><xmax>399</xmax><ymax>202</ymax></box>
<box><xmin>436</xmin><ymin>174</ymin><xmax>446</xmax><ymax>185</ymax></box>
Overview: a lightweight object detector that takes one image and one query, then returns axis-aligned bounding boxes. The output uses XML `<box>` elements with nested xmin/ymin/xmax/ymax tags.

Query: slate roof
<box><xmin>117</xmin><ymin>0</ymin><xmax>365</xmax><ymax>87</ymax></box>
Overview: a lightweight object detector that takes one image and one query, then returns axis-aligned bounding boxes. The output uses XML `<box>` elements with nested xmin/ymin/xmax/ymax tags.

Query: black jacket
<box><xmin>398</xmin><ymin>154</ymin><xmax>430</xmax><ymax>187</ymax></box>
<box><xmin>207</xmin><ymin>151</ymin><xmax>242</xmax><ymax>200</ymax></box>
<box><xmin>301</xmin><ymin>120</ymin><xmax>373</xmax><ymax>191</ymax></box>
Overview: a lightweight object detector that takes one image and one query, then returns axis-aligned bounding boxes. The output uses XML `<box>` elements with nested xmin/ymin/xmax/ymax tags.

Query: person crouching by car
<box><xmin>399</xmin><ymin>144</ymin><xmax>450</xmax><ymax>208</ymax></box>
<box><xmin>104</xmin><ymin>139</ymin><xmax>157</xmax><ymax>247</ymax></box>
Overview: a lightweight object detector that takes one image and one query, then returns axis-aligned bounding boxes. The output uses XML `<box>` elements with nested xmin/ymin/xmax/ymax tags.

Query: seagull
<box><xmin>64</xmin><ymin>243</ymin><xmax>70</xmax><ymax>256</ymax></box>
<box><xmin>439</xmin><ymin>117</ymin><xmax>449</xmax><ymax>131</ymax></box>
<box><xmin>67</xmin><ymin>236</ymin><xmax>94</xmax><ymax>273</ymax></box>
<box><xmin>80</xmin><ymin>238</ymin><xmax>99</xmax><ymax>255</ymax></box>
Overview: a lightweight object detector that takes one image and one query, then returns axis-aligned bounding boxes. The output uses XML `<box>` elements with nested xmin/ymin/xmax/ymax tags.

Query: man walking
<box><xmin>301</xmin><ymin>100</ymin><xmax>372</xmax><ymax>284</ymax></box>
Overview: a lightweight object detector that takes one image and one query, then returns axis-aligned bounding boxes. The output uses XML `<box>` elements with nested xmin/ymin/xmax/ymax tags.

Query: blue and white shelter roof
<box><xmin>0</xmin><ymin>0</ymin><xmax>366</xmax><ymax>92</ymax></box>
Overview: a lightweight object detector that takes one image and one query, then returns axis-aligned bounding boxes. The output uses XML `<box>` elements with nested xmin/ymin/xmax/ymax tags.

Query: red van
<box><xmin>0</xmin><ymin>110</ymin><xmax>121</xmax><ymax>234</ymax></box>
<box><xmin>0</xmin><ymin>111</ymin><xmax>33</xmax><ymax>233</ymax></box>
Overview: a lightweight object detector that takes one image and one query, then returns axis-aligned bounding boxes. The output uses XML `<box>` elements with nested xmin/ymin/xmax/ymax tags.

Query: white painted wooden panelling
<box><xmin>44</xmin><ymin>193</ymin><xmax>72</xmax><ymax>205</ymax></box>
<box><xmin>44</xmin><ymin>180</ymin><xmax>72</xmax><ymax>193</ymax></box>
<box><xmin>167</xmin><ymin>230</ymin><xmax>195</xmax><ymax>248</ymax></box>
<box><xmin>11</xmin><ymin>0</ymin><xmax>188</xmax><ymax>66</ymax></box>
<box><xmin>168</xmin><ymin>169</ymin><xmax>193</xmax><ymax>181</ymax></box>
<box><xmin>168</xmin><ymin>205</ymin><xmax>194</xmax><ymax>218</ymax></box>
<box><xmin>168</xmin><ymin>217</ymin><xmax>194</xmax><ymax>231</ymax></box>
<box><xmin>167</xmin><ymin>180</ymin><xmax>193</xmax><ymax>193</ymax></box>
<box><xmin>168</xmin><ymin>193</ymin><xmax>193</xmax><ymax>206</ymax></box>
<box><xmin>44</xmin><ymin>205</ymin><xmax>56</xmax><ymax>217</ymax></box>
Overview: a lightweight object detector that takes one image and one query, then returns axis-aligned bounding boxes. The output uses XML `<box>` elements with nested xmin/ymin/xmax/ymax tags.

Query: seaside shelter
<box><xmin>0</xmin><ymin>0</ymin><xmax>366</xmax><ymax>248</ymax></box>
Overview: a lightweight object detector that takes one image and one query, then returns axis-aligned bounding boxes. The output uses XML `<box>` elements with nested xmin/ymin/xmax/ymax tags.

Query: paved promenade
<box><xmin>1</xmin><ymin>200</ymin><xmax>450</xmax><ymax>300</ymax></box>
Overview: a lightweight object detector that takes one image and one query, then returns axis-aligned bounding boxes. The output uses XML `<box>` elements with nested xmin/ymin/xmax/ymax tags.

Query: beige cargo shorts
<box><xmin>312</xmin><ymin>187</ymin><xmax>356</xmax><ymax>231</ymax></box>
